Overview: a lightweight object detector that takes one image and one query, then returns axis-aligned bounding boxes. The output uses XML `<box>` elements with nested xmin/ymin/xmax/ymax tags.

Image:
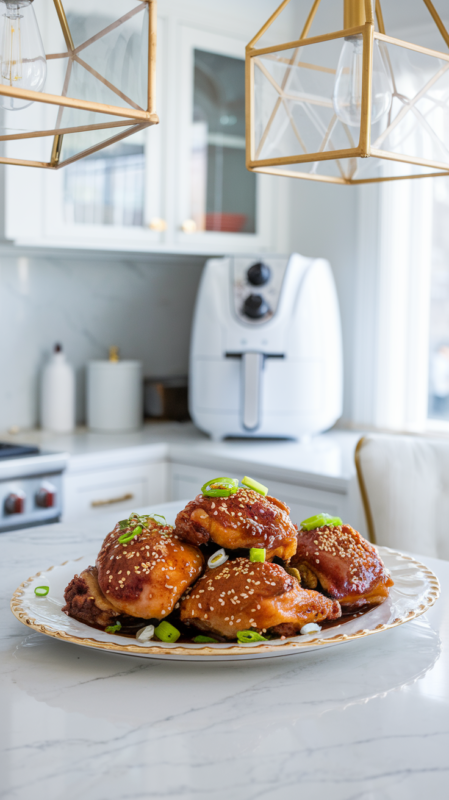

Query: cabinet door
<box><xmin>6</xmin><ymin>12</ymin><xmax>166</xmax><ymax>250</ymax></box>
<box><xmin>63</xmin><ymin>461</ymin><xmax>169</xmax><ymax>522</ymax></box>
<box><xmin>174</xmin><ymin>26</ymin><xmax>279</xmax><ymax>253</ymax></box>
<box><xmin>169</xmin><ymin>463</ymin><xmax>351</xmax><ymax>527</ymax></box>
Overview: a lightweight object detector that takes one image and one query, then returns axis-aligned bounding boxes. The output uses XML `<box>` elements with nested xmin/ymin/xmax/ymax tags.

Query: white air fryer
<box><xmin>189</xmin><ymin>253</ymin><xmax>343</xmax><ymax>440</ymax></box>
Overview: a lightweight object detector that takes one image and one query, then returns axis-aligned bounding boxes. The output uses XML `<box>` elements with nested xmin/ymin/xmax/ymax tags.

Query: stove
<box><xmin>0</xmin><ymin>443</ymin><xmax>40</xmax><ymax>459</ymax></box>
<box><xmin>0</xmin><ymin>442</ymin><xmax>68</xmax><ymax>533</ymax></box>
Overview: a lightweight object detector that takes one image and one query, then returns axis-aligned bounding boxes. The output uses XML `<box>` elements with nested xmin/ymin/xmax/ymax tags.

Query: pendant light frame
<box><xmin>0</xmin><ymin>0</ymin><xmax>158</xmax><ymax>169</ymax></box>
<box><xmin>246</xmin><ymin>0</ymin><xmax>449</xmax><ymax>184</ymax></box>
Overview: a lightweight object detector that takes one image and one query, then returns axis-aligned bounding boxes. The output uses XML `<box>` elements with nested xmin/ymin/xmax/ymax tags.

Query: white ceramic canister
<box><xmin>40</xmin><ymin>343</ymin><xmax>76</xmax><ymax>433</ymax></box>
<box><xmin>87</xmin><ymin>353</ymin><xmax>142</xmax><ymax>433</ymax></box>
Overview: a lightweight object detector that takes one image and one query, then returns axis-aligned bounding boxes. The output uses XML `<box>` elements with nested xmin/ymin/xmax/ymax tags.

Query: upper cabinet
<box><xmin>4</xmin><ymin>1</ymin><xmax>291</xmax><ymax>255</ymax></box>
<box><xmin>174</xmin><ymin>27</ymin><xmax>275</xmax><ymax>254</ymax></box>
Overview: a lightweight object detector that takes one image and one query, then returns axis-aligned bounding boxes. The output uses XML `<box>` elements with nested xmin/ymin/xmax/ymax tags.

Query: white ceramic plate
<box><xmin>10</xmin><ymin>547</ymin><xmax>440</xmax><ymax>661</ymax></box>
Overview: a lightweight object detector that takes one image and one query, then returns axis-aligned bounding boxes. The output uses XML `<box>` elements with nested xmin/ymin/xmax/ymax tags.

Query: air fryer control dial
<box><xmin>232</xmin><ymin>257</ymin><xmax>288</xmax><ymax>325</ymax></box>
<box><xmin>247</xmin><ymin>262</ymin><xmax>271</xmax><ymax>286</ymax></box>
<box><xmin>243</xmin><ymin>293</ymin><xmax>270</xmax><ymax>319</ymax></box>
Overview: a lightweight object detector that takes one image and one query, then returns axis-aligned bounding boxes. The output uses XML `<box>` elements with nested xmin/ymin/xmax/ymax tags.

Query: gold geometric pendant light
<box><xmin>0</xmin><ymin>0</ymin><xmax>158</xmax><ymax>169</ymax></box>
<box><xmin>246</xmin><ymin>0</ymin><xmax>449</xmax><ymax>184</ymax></box>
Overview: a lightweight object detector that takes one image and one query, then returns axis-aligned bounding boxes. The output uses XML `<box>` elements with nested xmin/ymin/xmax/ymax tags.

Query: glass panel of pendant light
<box><xmin>248</xmin><ymin>0</ymin><xmax>449</xmax><ymax>184</ymax></box>
<box><xmin>62</xmin><ymin>128</ymin><xmax>146</xmax><ymax>226</ymax></box>
<box><xmin>0</xmin><ymin>0</ymin><xmax>156</xmax><ymax>169</ymax></box>
<box><xmin>368</xmin><ymin>39</ymin><xmax>449</xmax><ymax>171</ymax></box>
<box><xmin>253</xmin><ymin>37</ymin><xmax>354</xmax><ymax>180</ymax></box>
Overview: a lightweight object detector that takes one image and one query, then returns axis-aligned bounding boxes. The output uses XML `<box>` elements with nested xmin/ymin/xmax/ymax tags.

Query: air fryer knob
<box><xmin>247</xmin><ymin>262</ymin><xmax>271</xmax><ymax>286</ymax></box>
<box><xmin>243</xmin><ymin>293</ymin><xmax>270</xmax><ymax>319</ymax></box>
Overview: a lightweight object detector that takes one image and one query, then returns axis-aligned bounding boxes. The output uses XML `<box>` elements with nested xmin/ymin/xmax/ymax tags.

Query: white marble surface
<box><xmin>0</xmin><ymin>422</ymin><xmax>361</xmax><ymax>491</ymax></box>
<box><xmin>1</xmin><ymin>502</ymin><xmax>449</xmax><ymax>800</ymax></box>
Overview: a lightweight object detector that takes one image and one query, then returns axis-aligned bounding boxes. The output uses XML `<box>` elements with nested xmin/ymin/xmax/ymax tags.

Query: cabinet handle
<box><xmin>91</xmin><ymin>493</ymin><xmax>134</xmax><ymax>508</ymax></box>
<box><xmin>181</xmin><ymin>219</ymin><xmax>197</xmax><ymax>233</ymax></box>
<box><xmin>148</xmin><ymin>217</ymin><xmax>167</xmax><ymax>232</ymax></box>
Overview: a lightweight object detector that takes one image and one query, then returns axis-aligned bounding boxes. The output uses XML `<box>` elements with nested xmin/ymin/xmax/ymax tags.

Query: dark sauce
<box><xmin>320</xmin><ymin>606</ymin><xmax>371</xmax><ymax>631</ymax></box>
<box><xmin>78</xmin><ymin>606</ymin><xmax>371</xmax><ymax>644</ymax></box>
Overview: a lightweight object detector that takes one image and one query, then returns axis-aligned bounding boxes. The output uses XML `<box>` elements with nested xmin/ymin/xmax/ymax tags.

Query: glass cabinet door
<box><xmin>190</xmin><ymin>49</ymin><xmax>256</xmax><ymax>235</ymax></box>
<box><xmin>177</xmin><ymin>27</ymin><xmax>274</xmax><ymax>251</ymax></box>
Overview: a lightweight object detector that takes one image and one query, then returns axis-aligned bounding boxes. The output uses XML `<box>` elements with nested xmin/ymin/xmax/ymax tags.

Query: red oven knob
<box><xmin>36</xmin><ymin>485</ymin><xmax>56</xmax><ymax>509</ymax></box>
<box><xmin>4</xmin><ymin>493</ymin><xmax>25</xmax><ymax>515</ymax></box>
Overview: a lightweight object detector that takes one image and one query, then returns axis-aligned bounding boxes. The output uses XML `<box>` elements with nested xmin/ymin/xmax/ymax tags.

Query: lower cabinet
<box><xmin>63</xmin><ymin>461</ymin><xmax>169</xmax><ymax>523</ymax></box>
<box><xmin>61</xmin><ymin>452</ymin><xmax>363</xmax><ymax>534</ymax></box>
<box><xmin>170</xmin><ymin>462</ymin><xmax>355</xmax><ymax>528</ymax></box>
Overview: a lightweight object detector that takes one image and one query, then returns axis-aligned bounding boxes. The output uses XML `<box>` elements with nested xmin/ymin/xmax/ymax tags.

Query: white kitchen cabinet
<box><xmin>172</xmin><ymin>26</ymin><xmax>278</xmax><ymax>254</ymax></box>
<box><xmin>6</xmin><ymin>13</ymin><xmax>167</xmax><ymax>252</ymax></box>
<box><xmin>5</xmin><ymin>3</ymin><xmax>289</xmax><ymax>255</ymax></box>
<box><xmin>169</xmin><ymin>462</ymin><xmax>354</xmax><ymax>528</ymax></box>
<box><xmin>63</xmin><ymin>459</ymin><xmax>169</xmax><ymax>523</ymax></box>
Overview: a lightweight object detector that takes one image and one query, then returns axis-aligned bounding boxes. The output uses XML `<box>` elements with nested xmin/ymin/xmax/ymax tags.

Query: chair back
<box><xmin>355</xmin><ymin>433</ymin><xmax>449</xmax><ymax>560</ymax></box>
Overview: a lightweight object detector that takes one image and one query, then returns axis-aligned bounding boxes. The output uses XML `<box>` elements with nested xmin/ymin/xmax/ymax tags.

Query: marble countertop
<box><xmin>1</xmin><ymin>501</ymin><xmax>449</xmax><ymax>800</ymax></box>
<box><xmin>0</xmin><ymin>422</ymin><xmax>362</xmax><ymax>490</ymax></box>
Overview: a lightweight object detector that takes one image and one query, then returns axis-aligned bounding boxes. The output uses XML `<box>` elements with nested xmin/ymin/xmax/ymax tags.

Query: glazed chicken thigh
<box><xmin>291</xmin><ymin>524</ymin><xmax>394</xmax><ymax>612</ymax></box>
<box><xmin>175</xmin><ymin>487</ymin><xmax>298</xmax><ymax>560</ymax></box>
<box><xmin>95</xmin><ymin>517</ymin><xmax>204</xmax><ymax>619</ymax></box>
<box><xmin>63</xmin><ymin>565</ymin><xmax>121</xmax><ymax>628</ymax></box>
<box><xmin>180</xmin><ymin>558</ymin><xmax>341</xmax><ymax>639</ymax></box>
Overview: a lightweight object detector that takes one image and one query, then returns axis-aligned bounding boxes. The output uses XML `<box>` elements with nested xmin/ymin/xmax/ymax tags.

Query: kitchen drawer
<box><xmin>267</xmin><ymin>477</ymin><xmax>347</xmax><ymax>527</ymax></box>
<box><xmin>169</xmin><ymin>463</ymin><xmax>350</xmax><ymax>526</ymax></box>
<box><xmin>63</xmin><ymin>462</ymin><xmax>169</xmax><ymax>522</ymax></box>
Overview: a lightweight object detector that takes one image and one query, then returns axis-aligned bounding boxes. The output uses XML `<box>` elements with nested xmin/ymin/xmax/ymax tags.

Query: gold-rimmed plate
<box><xmin>10</xmin><ymin>547</ymin><xmax>440</xmax><ymax>661</ymax></box>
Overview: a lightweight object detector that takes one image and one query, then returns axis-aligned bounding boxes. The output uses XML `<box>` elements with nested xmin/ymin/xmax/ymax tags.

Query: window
<box><xmin>428</xmin><ymin>180</ymin><xmax>449</xmax><ymax>423</ymax></box>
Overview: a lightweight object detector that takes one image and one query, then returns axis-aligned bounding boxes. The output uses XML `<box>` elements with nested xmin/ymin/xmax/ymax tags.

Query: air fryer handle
<box><xmin>242</xmin><ymin>352</ymin><xmax>263</xmax><ymax>431</ymax></box>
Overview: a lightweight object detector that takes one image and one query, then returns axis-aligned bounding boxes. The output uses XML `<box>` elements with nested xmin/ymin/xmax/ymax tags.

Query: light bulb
<box><xmin>0</xmin><ymin>0</ymin><xmax>46</xmax><ymax>110</ymax></box>
<box><xmin>333</xmin><ymin>35</ymin><xmax>392</xmax><ymax>128</ymax></box>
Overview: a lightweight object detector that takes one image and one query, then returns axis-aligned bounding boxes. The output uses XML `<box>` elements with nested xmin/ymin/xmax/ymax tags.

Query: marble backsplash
<box><xmin>0</xmin><ymin>248</ymin><xmax>205</xmax><ymax>430</ymax></box>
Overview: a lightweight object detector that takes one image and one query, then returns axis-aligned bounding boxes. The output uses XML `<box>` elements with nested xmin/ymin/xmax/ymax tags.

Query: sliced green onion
<box><xmin>250</xmin><ymin>547</ymin><xmax>266</xmax><ymax>563</ymax></box>
<box><xmin>237</xmin><ymin>630</ymin><xmax>267</xmax><ymax>643</ymax></box>
<box><xmin>149</xmin><ymin>513</ymin><xmax>166</xmax><ymax>524</ymax></box>
<box><xmin>119</xmin><ymin>512</ymin><xmax>166</xmax><ymax>532</ymax></box>
<box><xmin>118</xmin><ymin>524</ymin><xmax>142</xmax><ymax>544</ymax></box>
<box><xmin>136</xmin><ymin>624</ymin><xmax>155</xmax><ymax>642</ymax></box>
<box><xmin>201</xmin><ymin>477</ymin><xmax>239</xmax><ymax>497</ymax></box>
<box><xmin>241</xmin><ymin>476</ymin><xmax>268</xmax><ymax>496</ymax></box>
<box><xmin>193</xmin><ymin>635</ymin><xmax>218</xmax><ymax>644</ymax></box>
<box><xmin>105</xmin><ymin>621</ymin><xmax>122</xmax><ymax>634</ymax></box>
<box><xmin>155</xmin><ymin>621</ymin><xmax>181</xmax><ymax>643</ymax></box>
<box><xmin>300</xmin><ymin>623</ymin><xmax>321</xmax><ymax>635</ymax></box>
<box><xmin>34</xmin><ymin>586</ymin><xmax>49</xmax><ymax>597</ymax></box>
<box><xmin>300</xmin><ymin>513</ymin><xmax>342</xmax><ymax>531</ymax></box>
<box><xmin>207</xmin><ymin>549</ymin><xmax>228</xmax><ymax>569</ymax></box>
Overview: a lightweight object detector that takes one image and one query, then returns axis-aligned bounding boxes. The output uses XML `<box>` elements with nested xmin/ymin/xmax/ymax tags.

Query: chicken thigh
<box><xmin>175</xmin><ymin>487</ymin><xmax>298</xmax><ymax>561</ymax></box>
<box><xmin>291</xmin><ymin>523</ymin><xmax>394</xmax><ymax>612</ymax></box>
<box><xmin>63</xmin><ymin>565</ymin><xmax>120</xmax><ymax>628</ymax></box>
<box><xmin>180</xmin><ymin>557</ymin><xmax>341</xmax><ymax>639</ymax></box>
<box><xmin>95</xmin><ymin>516</ymin><xmax>204</xmax><ymax>620</ymax></box>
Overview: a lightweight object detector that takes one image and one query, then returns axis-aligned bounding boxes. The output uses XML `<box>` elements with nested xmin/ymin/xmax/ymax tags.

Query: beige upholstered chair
<box><xmin>355</xmin><ymin>433</ymin><xmax>449</xmax><ymax>560</ymax></box>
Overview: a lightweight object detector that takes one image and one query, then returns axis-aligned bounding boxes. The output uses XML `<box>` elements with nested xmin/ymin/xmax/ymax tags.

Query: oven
<box><xmin>0</xmin><ymin>443</ymin><xmax>68</xmax><ymax>533</ymax></box>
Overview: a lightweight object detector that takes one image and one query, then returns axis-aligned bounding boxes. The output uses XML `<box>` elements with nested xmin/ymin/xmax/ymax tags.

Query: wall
<box><xmin>288</xmin><ymin>178</ymin><xmax>360</xmax><ymax>424</ymax></box>
<box><xmin>0</xmin><ymin>248</ymin><xmax>205</xmax><ymax>430</ymax></box>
